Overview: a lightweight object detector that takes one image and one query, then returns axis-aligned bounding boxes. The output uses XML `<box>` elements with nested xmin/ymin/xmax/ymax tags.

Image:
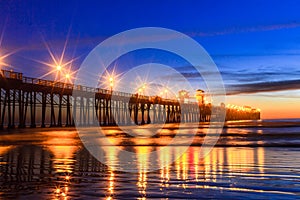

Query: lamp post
<box><xmin>107</xmin><ymin>76</ymin><xmax>115</xmax><ymax>125</ymax></box>
<box><xmin>109</xmin><ymin>77</ymin><xmax>114</xmax><ymax>93</ymax></box>
<box><xmin>65</xmin><ymin>73</ymin><xmax>71</xmax><ymax>84</ymax></box>
<box><xmin>139</xmin><ymin>83</ymin><xmax>146</xmax><ymax>95</ymax></box>
<box><xmin>138</xmin><ymin>83</ymin><xmax>146</xmax><ymax>96</ymax></box>
<box><xmin>56</xmin><ymin>65</ymin><xmax>62</xmax><ymax>82</ymax></box>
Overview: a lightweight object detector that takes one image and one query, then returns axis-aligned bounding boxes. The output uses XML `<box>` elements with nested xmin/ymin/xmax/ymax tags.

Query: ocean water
<box><xmin>0</xmin><ymin>119</ymin><xmax>300</xmax><ymax>199</ymax></box>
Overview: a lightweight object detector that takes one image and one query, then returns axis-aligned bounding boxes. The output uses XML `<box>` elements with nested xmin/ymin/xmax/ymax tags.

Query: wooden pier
<box><xmin>0</xmin><ymin>70</ymin><xmax>260</xmax><ymax>129</ymax></box>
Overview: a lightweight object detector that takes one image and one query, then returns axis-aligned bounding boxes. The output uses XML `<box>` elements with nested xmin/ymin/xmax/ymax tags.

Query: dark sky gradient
<box><xmin>1</xmin><ymin>0</ymin><xmax>300</xmax><ymax>118</ymax></box>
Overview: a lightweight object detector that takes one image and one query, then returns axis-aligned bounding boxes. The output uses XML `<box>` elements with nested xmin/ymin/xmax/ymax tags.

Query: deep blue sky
<box><xmin>1</xmin><ymin>0</ymin><xmax>300</xmax><ymax>118</ymax></box>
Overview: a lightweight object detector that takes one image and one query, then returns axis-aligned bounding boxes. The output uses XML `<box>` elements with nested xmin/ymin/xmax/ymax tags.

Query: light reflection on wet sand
<box><xmin>1</xmin><ymin>124</ymin><xmax>300</xmax><ymax>199</ymax></box>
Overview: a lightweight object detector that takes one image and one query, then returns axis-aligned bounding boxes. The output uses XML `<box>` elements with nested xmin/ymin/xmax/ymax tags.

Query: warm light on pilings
<box><xmin>55</xmin><ymin>187</ymin><xmax>61</xmax><ymax>194</ymax></box>
<box><xmin>65</xmin><ymin>175</ymin><xmax>70</xmax><ymax>181</ymax></box>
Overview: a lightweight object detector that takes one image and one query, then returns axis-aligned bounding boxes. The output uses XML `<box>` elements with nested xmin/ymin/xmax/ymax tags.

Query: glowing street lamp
<box><xmin>34</xmin><ymin>39</ymin><xmax>80</xmax><ymax>82</ymax></box>
<box><xmin>61</xmin><ymin>68</ymin><xmax>78</xmax><ymax>84</ymax></box>
<box><xmin>64</xmin><ymin>73</ymin><xmax>71</xmax><ymax>84</ymax></box>
<box><xmin>178</xmin><ymin>90</ymin><xmax>189</xmax><ymax>103</ymax></box>
<box><xmin>56</xmin><ymin>65</ymin><xmax>62</xmax><ymax>71</ymax></box>
<box><xmin>137</xmin><ymin>83</ymin><xmax>146</xmax><ymax>95</ymax></box>
<box><xmin>56</xmin><ymin>65</ymin><xmax>62</xmax><ymax>82</ymax></box>
<box><xmin>0</xmin><ymin>51</ymin><xmax>11</xmax><ymax>72</ymax></box>
<box><xmin>109</xmin><ymin>77</ymin><xmax>114</xmax><ymax>93</ymax></box>
<box><xmin>164</xmin><ymin>89</ymin><xmax>168</xmax><ymax>99</ymax></box>
<box><xmin>142</xmin><ymin>84</ymin><xmax>146</xmax><ymax>95</ymax></box>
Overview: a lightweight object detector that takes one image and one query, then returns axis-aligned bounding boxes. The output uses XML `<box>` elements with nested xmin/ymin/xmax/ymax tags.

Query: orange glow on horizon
<box><xmin>226</xmin><ymin>91</ymin><xmax>300</xmax><ymax>119</ymax></box>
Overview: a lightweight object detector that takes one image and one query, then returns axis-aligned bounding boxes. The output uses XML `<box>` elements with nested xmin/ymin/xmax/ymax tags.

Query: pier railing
<box><xmin>0</xmin><ymin>69</ymin><xmax>177</xmax><ymax>103</ymax></box>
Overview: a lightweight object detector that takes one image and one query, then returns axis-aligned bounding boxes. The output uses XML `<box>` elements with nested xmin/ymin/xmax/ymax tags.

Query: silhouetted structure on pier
<box><xmin>0</xmin><ymin>70</ymin><xmax>260</xmax><ymax>129</ymax></box>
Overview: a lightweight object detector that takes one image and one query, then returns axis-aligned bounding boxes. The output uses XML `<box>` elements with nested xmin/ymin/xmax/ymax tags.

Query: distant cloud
<box><xmin>226</xmin><ymin>79</ymin><xmax>300</xmax><ymax>95</ymax></box>
<box><xmin>188</xmin><ymin>22</ymin><xmax>300</xmax><ymax>37</ymax></box>
<box><xmin>165</xmin><ymin>66</ymin><xmax>300</xmax><ymax>82</ymax></box>
<box><xmin>160</xmin><ymin>64</ymin><xmax>300</xmax><ymax>95</ymax></box>
<box><xmin>252</xmin><ymin>93</ymin><xmax>300</xmax><ymax>99</ymax></box>
<box><xmin>223</xmin><ymin>70</ymin><xmax>300</xmax><ymax>83</ymax></box>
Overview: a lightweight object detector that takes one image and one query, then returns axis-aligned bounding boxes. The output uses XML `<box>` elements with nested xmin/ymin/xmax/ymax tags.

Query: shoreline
<box><xmin>0</xmin><ymin>119</ymin><xmax>300</xmax><ymax>134</ymax></box>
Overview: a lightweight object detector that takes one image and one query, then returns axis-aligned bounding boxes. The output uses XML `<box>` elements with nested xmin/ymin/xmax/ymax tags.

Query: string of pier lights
<box><xmin>0</xmin><ymin>37</ymin><xmax>77</xmax><ymax>86</ymax></box>
<box><xmin>104</xmin><ymin>74</ymin><xmax>172</xmax><ymax>99</ymax></box>
<box><xmin>226</xmin><ymin>104</ymin><xmax>260</xmax><ymax>113</ymax></box>
<box><xmin>1</xmin><ymin>50</ymin><xmax>260</xmax><ymax>112</ymax></box>
<box><xmin>50</xmin><ymin>62</ymin><xmax>259</xmax><ymax>109</ymax></box>
<box><xmin>54</xmin><ymin>64</ymin><xmax>74</xmax><ymax>84</ymax></box>
<box><xmin>2</xmin><ymin>41</ymin><xmax>156</xmax><ymax>96</ymax></box>
<box><xmin>137</xmin><ymin>83</ymin><xmax>147</xmax><ymax>95</ymax></box>
<box><xmin>0</xmin><ymin>51</ymin><xmax>262</xmax><ymax>112</ymax></box>
<box><xmin>139</xmin><ymin>84</ymin><xmax>172</xmax><ymax>99</ymax></box>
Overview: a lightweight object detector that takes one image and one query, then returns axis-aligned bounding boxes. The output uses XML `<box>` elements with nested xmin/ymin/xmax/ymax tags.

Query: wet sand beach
<box><xmin>1</xmin><ymin>119</ymin><xmax>300</xmax><ymax>199</ymax></box>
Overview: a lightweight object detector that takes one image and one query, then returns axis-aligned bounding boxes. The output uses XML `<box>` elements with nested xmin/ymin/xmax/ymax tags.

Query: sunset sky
<box><xmin>0</xmin><ymin>0</ymin><xmax>300</xmax><ymax>119</ymax></box>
